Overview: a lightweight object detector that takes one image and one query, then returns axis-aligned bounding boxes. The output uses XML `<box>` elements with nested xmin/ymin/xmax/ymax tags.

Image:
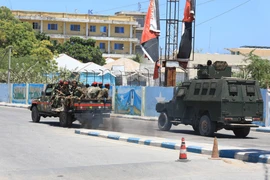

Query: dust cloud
<box><xmin>100</xmin><ymin>117</ymin><xmax>161</xmax><ymax>137</ymax></box>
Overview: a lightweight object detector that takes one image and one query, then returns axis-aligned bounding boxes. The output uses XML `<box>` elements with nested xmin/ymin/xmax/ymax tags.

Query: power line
<box><xmin>95</xmin><ymin>0</ymin><xmax>149</xmax><ymax>14</ymax></box>
<box><xmin>196</xmin><ymin>0</ymin><xmax>252</xmax><ymax>27</ymax></box>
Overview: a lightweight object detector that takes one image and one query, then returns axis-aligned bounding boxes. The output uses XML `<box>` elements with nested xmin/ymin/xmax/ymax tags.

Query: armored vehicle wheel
<box><xmin>199</xmin><ymin>115</ymin><xmax>216</xmax><ymax>137</ymax></box>
<box><xmin>59</xmin><ymin>111</ymin><xmax>73</xmax><ymax>127</ymax></box>
<box><xmin>31</xmin><ymin>106</ymin><xmax>40</xmax><ymax>123</ymax></box>
<box><xmin>233</xmin><ymin>127</ymin><xmax>250</xmax><ymax>138</ymax></box>
<box><xmin>158</xmin><ymin>112</ymin><xmax>172</xmax><ymax>131</ymax></box>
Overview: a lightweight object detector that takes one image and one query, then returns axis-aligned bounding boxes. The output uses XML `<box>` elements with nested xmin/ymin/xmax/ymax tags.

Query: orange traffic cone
<box><xmin>176</xmin><ymin>137</ymin><xmax>189</xmax><ymax>162</ymax></box>
<box><xmin>209</xmin><ymin>137</ymin><xmax>221</xmax><ymax>160</ymax></box>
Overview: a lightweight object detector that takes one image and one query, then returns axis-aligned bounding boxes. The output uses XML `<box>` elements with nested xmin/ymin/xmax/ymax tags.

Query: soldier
<box><xmin>89</xmin><ymin>82</ymin><xmax>101</xmax><ymax>99</ymax></box>
<box><xmin>70</xmin><ymin>80</ymin><xmax>85</xmax><ymax>100</ymax></box>
<box><xmin>51</xmin><ymin>80</ymin><xmax>64</xmax><ymax>108</ymax></box>
<box><xmin>97</xmin><ymin>83</ymin><xmax>110</xmax><ymax>99</ymax></box>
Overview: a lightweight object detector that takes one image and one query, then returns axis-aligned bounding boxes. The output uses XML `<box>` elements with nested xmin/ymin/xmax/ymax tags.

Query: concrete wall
<box><xmin>0</xmin><ymin>83</ymin><xmax>268</xmax><ymax>126</ymax></box>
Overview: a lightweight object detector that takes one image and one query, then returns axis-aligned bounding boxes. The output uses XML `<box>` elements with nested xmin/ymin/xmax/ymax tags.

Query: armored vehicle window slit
<box><xmin>209</xmin><ymin>82</ymin><xmax>217</xmax><ymax>95</ymax></box>
<box><xmin>194</xmin><ymin>83</ymin><xmax>201</xmax><ymax>95</ymax></box>
<box><xmin>229</xmin><ymin>85</ymin><xmax>238</xmax><ymax>96</ymax></box>
<box><xmin>201</xmin><ymin>83</ymin><xmax>209</xmax><ymax>95</ymax></box>
<box><xmin>246</xmin><ymin>85</ymin><xmax>255</xmax><ymax>96</ymax></box>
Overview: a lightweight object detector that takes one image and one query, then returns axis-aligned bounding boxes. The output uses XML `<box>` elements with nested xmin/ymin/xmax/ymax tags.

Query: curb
<box><xmin>255</xmin><ymin>128</ymin><xmax>270</xmax><ymax>133</ymax></box>
<box><xmin>0</xmin><ymin>103</ymin><xmax>30</xmax><ymax>109</ymax></box>
<box><xmin>75</xmin><ymin>129</ymin><xmax>270</xmax><ymax>164</ymax></box>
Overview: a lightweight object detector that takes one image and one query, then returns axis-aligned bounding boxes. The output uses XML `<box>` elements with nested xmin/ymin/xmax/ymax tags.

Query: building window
<box><xmin>33</xmin><ymin>22</ymin><xmax>39</xmax><ymax>29</ymax></box>
<box><xmin>115</xmin><ymin>27</ymin><xmax>124</xmax><ymax>33</ymax></box>
<box><xmin>100</xmin><ymin>26</ymin><xmax>107</xmax><ymax>33</ymax></box>
<box><xmin>114</xmin><ymin>43</ymin><xmax>124</xmax><ymax>50</ymax></box>
<box><xmin>99</xmin><ymin>43</ymin><xmax>105</xmax><ymax>49</ymax></box>
<box><xmin>90</xmin><ymin>25</ymin><xmax>96</xmax><ymax>32</ymax></box>
<box><xmin>70</xmin><ymin>24</ymin><xmax>80</xmax><ymax>31</ymax></box>
<box><xmin>48</xmin><ymin>24</ymin><xmax>58</xmax><ymax>30</ymax></box>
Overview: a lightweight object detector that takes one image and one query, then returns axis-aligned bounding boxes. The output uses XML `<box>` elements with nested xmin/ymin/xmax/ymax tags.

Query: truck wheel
<box><xmin>233</xmin><ymin>127</ymin><xmax>250</xmax><ymax>138</ymax></box>
<box><xmin>158</xmin><ymin>112</ymin><xmax>172</xmax><ymax>131</ymax></box>
<box><xmin>59</xmin><ymin>112</ymin><xmax>73</xmax><ymax>127</ymax></box>
<box><xmin>31</xmin><ymin>106</ymin><xmax>40</xmax><ymax>123</ymax></box>
<box><xmin>199</xmin><ymin>115</ymin><xmax>216</xmax><ymax>137</ymax></box>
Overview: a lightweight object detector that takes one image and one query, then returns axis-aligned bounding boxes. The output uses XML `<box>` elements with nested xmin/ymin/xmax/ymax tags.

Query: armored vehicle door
<box><xmin>171</xmin><ymin>87</ymin><xmax>186</xmax><ymax>118</ymax></box>
<box><xmin>223</xmin><ymin>80</ymin><xmax>262</xmax><ymax>118</ymax></box>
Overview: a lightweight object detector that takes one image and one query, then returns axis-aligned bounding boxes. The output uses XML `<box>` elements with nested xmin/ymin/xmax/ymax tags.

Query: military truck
<box><xmin>30</xmin><ymin>83</ymin><xmax>112</xmax><ymax>128</ymax></box>
<box><xmin>156</xmin><ymin>61</ymin><xmax>263</xmax><ymax>138</ymax></box>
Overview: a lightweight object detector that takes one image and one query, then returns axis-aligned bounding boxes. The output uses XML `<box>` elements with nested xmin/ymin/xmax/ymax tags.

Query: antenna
<box><xmin>138</xmin><ymin>2</ymin><xmax>141</xmax><ymax>11</ymax></box>
<box><xmin>208</xmin><ymin>27</ymin><xmax>212</xmax><ymax>53</ymax></box>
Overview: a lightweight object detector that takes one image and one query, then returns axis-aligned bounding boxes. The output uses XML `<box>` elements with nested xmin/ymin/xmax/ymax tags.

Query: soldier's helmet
<box><xmin>91</xmin><ymin>82</ymin><xmax>98</xmax><ymax>86</ymax></box>
<box><xmin>64</xmin><ymin>81</ymin><xmax>69</xmax><ymax>85</ymax></box>
<box><xmin>105</xmin><ymin>83</ymin><xmax>110</xmax><ymax>88</ymax></box>
<box><xmin>98</xmin><ymin>82</ymin><xmax>103</xmax><ymax>88</ymax></box>
<box><xmin>59</xmin><ymin>80</ymin><xmax>64</xmax><ymax>85</ymax></box>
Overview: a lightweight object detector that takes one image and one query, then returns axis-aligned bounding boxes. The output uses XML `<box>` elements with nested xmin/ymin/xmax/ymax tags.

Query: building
<box><xmin>226</xmin><ymin>46</ymin><xmax>270</xmax><ymax>58</ymax></box>
<box><xmin>115</xmin><ymin>11</ymin><xmax>146</xmax><ymax>55</ymax></box>
<box><xmin>12</xmin><ymin>10</ymin><xmax>140</xmax><ymax>59</ymax></box>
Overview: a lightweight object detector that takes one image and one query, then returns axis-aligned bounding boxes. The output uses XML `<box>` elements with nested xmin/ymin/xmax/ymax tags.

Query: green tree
<box><xmin>132</xmin><ymin>53</ymin><xmax>142</xmax><ymax>63</ymax></box>
<box><xmin>236</xmin><ymin>51</ymin><xmax>270</xmax><ymax>88</ymax></box>
<box><xmin>57</xmin><ymin>37</ymin><xmax>105</xmax><ymax>65</ymax></box>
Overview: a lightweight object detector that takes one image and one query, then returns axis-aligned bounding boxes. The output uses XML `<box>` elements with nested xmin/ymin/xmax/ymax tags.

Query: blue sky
<box><xmin>1</xmin><ymin>0</ymin><xmax>269</xmax><ymax>54</ymax></box>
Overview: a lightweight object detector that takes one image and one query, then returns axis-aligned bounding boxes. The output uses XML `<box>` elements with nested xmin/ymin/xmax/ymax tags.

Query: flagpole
<box><xmin>159</xmin><ymin>47</ymin><xmax>162</xmax><ymax>86</ymax></box>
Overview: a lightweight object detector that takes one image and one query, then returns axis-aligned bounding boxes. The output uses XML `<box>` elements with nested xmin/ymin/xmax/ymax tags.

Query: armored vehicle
<box><xmin>156</xmin><ymin>61</ymin><xmax>263</xmax><ymax>138</ymax></box>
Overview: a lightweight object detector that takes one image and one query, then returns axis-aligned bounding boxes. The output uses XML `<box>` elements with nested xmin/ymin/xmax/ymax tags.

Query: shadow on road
<box><xmin>169</xmin><ymin>129</ymin><xmax>258</xmax><ymax>139</ymax></box>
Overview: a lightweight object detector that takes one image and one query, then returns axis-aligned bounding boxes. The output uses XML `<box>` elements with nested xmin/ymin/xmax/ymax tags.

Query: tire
<box><xmin>158</xmin><ymin>112</ymin><xmax>172</xmax><ymax>131</ymax></box>
<box><xmin>199</xmin><ymin>115</ymin><xmax>216</xmax><ymax>137</ymax></box>
<box><xmin>59</xmin><ymin>111</ymin><xmax>73</xmax><ymax>127</ymax></box>
<box><xmin>233</xmin><ymin>127</ymin><xmax>250</xmax><ymax>138</ymax></box>
<box><xmin>31</xmin><ymin>106</ymin><xmax>41</xmax><ymax>123</ymax></box>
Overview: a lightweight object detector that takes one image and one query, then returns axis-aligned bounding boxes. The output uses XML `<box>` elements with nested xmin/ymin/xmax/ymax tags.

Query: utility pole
<box><xmin>7</xmin><ymin>46</ymin><xmax>12</xmax><ymax>103</ymax></box>
<box><xmin>159</xmin><ymin>47</ymin><xmax>162</xmax><ymax>86</ymax></box>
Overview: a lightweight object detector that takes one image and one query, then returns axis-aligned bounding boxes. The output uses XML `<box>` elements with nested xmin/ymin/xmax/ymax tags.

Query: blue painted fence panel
<box><xmin>144</xmin><ymin>87</ymin><xmax>174</xmax><ymax>117</ymax></box>
<box><xmin>115</xmin><ymin>86</ymin><xmax>142</xmax><ymax>116</ymax></box>
<box><xmin>12</xmin><ymin>84</ymin><xmax>27</xmax><ymax>104</ymax></box>
<box><xmin>28</xmin><ymin>84</ymin><xmax>44</xmax><ymax>104</ymax></box>
<box><xmin>0</xmin><ymin>83</ymin><xmax>8</xmax><ymax>102</ymax></box>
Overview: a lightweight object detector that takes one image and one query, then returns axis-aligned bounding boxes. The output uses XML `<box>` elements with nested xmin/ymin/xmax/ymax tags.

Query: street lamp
<box><xmin>144</xmin><ymin>68</ymin><xmax>150</xmax><ymax>86</ymax></box>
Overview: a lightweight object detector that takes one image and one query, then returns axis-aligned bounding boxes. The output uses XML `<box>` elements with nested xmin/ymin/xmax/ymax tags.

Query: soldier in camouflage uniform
<box><xmin>97</xmin><ymin>83</ymin><xmax>110</xmax><ymax>99</ymax></box>
<box><xmin>70</xmin><ymin>80</ymin><xmax>85</xmax><ymax>105</ymax></box>
<box><xmin>51</xmin><ymin>80</ymin><xmax>64</xmax><ymax>108</ymax></box>
<box><xmin>88</xmin><ymin>82</ymin><xmax>101</xmax><ymax>99</ymax></box>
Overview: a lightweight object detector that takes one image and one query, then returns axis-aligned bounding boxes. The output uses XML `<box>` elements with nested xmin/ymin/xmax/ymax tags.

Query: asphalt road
<box><xmin>104</xmin><ymin>116</ymin><xmax>270</xmax><ymax>150</ymax></box>
<box><xmin>0</xmin><ymin>106</ymin><xmax>270</xmax><ymax>179</ymax></box>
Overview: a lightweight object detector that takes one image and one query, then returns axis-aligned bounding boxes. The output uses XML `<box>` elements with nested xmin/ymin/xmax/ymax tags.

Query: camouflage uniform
<box><xmin>51</xmin><ymin>81</ymin><xmax>63</xmax><ymax>108</ymax></box>
<box><xmin>97</xmin><ymin>83</ymin><xmax>110</xmax><ymax>99</ymax></box>
<box><xmin>70</xmin><ymin>81</ymin><xmax>85</xmax><ymax>105</ymax></box>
